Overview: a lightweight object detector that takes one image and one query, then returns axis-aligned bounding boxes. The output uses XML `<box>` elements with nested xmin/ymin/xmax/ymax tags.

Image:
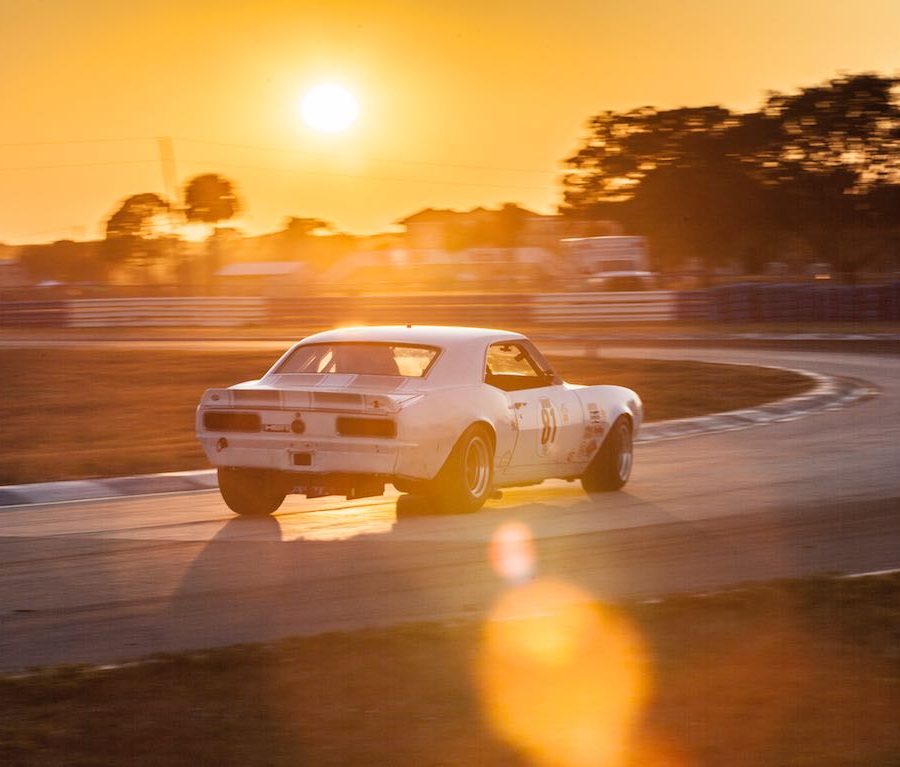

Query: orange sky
<box><xmin>1</xmin><ymin>0</ymin><xmax>898</xmax><ymax>244</ymax></box>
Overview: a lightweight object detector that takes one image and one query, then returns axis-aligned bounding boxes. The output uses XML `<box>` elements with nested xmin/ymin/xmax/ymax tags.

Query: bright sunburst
<box><xmin>300</xmin><ymin>84</ymin><xmax>359</xmax><ymax>133</ymax></box>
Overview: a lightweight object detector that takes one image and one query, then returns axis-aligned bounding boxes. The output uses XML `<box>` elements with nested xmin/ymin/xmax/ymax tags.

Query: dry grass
<box><xmin>1</xmin><ymin>574</ymin><xmax>897</xmax><ymax>767</ymax></box>
<box><xmin>0</xmin><ymin>349</ymin><xmax>810</xmax><ymax>485</ymax></box>
<box><xmin>0</xmin><ymin>349</ymin><xmax>276</xmax><ymax>485</ymax></box>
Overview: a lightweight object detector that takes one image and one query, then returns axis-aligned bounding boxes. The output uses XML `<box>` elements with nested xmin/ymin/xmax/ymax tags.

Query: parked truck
<box><xmin>559</xmin><ymin>235</ymin><xmax>655</xmax><ymax>290</ymax></box>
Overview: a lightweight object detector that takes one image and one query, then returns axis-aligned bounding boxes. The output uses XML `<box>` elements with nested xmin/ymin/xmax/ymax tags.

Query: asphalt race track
<box><xmin>1</xmin><ymin>346</ymin><xmax>898</xmax><ymax>672</ymax></box>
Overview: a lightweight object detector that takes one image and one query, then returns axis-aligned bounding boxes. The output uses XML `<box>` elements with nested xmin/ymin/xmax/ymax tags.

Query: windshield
<box><xmin>273</xmin><ymin>342</ymin><xmax>439</xmax><ymax>377</ymax></box>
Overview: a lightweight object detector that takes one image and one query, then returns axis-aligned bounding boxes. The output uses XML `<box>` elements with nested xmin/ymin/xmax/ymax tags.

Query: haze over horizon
<box><xmin>2</xmin><ymin>0</ymin><xmax>898</xmax><ymax>245</ymax></box>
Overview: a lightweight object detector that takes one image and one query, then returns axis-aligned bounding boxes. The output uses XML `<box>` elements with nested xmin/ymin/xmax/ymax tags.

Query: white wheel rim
<box><xmin>464</xmin><ymin>436</ymin><xmax>491</xmax><ymax>498</ymax></box>
<box><xmin>616</xmin><ymin>422</ymin><xmax>633</xmax><ymax>481</ymax></box>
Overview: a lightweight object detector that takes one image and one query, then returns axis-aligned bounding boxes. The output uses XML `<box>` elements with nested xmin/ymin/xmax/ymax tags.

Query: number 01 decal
<box><xmin>539</xmin><ymin>397</ymin><xmax>558</xmax><ymax>451</ymax></box>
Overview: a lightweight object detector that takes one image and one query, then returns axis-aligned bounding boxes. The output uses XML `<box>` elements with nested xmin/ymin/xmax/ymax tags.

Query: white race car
<box><xmin>196</xmin><ymin>326</ymin><xmax>642</xmax><ymax>515</ymax></box>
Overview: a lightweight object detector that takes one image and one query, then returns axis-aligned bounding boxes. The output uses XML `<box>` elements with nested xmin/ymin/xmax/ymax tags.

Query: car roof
<box><xmin>280</xmin><ymin>326</ymin><xmax>529</xmax><ymax>387</ymax></box>
<box><xmin>299</xmin><ymin>325</ymin><xmax>526</xmax><ymax>348</ymax></box>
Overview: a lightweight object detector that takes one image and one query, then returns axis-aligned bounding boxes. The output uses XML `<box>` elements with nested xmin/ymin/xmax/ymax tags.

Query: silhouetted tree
<box><xmin>562</xmin><ymin>106</ymin><xmax>739</xmax><ymax>211</ymax></box>
<box><xmin>561</xmin><ymin>72</ymin><xmax>900</xmax><ymax>278</ymax></box>
<box><xmin>182</xmin><ymin>175</ymin><xmax>241</xmax><ymax>289</ymax></box>
<box><xmin>753</xmin><ymin>74</ymin><xmax>900</xmax><ymax>277</ymax></box>
<box><xmin>184</xmin><ymin>174</ymin><xmax>241</xmax><ymax>225</ymax></box>
<box><xmin>756</xmin><ymin>74</ymin><xmax>899</xmax><ymax>192</ymax></box>
<box><xmin>628</xmin><ymin>163</ymin><xmax>769</xmax><ymax>274</ymax></box>
<box><xmin>103</xmin><ymin>193</ymin><xmax>172</xmax><ymax>268</ymax></box>
<box><xmin>283</xmin><ymin>217</ymin><xmax>332</xmax><ymax>241</ymax></box>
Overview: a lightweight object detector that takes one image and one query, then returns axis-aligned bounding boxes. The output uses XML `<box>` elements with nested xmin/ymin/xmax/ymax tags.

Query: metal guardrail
<box><xmin>268</xmin><ymin>294</ymin><xmax>534</xmax><ymax>328</ymax></box>
<box><xmin>0</xmin><ymin>285</ymin><xmax>898</xmax><ymax>328</ymax></box>
<box><xmin>0</xmin><ymin>300</ymin><xmax>69</xmax><ymax>327</ymax></box>
<box><xmin>532</xmin><ymin>291</ymin><xmax>678</xmax><ymax>322</ymax></box>
<box><xmin>65</xmin><ymin>297</ymin><xmax>267</xmax><ymax>328</ymax></box>
<box><xmin>708</xmin><ymin>283</ymin><xmax>900</xmax><ymax>323</ymax></box>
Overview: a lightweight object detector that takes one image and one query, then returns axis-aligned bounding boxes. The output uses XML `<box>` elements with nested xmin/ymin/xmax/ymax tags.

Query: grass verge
<box><xmin>1</xmin><ymin>573</ymin><xmax>897</xmax><ymax>767</ymax></box>
<box><xmin>0</xmin><ymin>349</ymin><xmax>811</xmax><ymax>485</ymax></box>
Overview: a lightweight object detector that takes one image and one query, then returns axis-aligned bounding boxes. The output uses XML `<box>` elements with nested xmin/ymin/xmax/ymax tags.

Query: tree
<box><xmin>560</xmin><ymin>72</ymin><xmax>900</xmax><ymax>277</ymax></box>
<box><xmin>561</xmin><ymin>105</ymin><xmax>739</xmax><ymax>212</ymax></box>
<box><xmin>755</xmin><ymin>73</ymin><xmax>899</xmax><ymax>193</ymax></box>
<box><xmin>627</xmin><ymin>163</ymin><xmax>769</xmax><ymax>274</ymax></box>
<box><xmin>283</xmin><ymin>217</ymin><xmax>332</xmax><ymax>241</ymax></box>
<box><xmin>278</xmin><ymin>217</ymin><xmax>357</xmax><ymax>270</ymax></box>
<box><xmin>183</xmin><ymin>174</ymin><xmax>241</xmax><ymax>225</ymax></box>
<box><xmin>752</xmin><ymin>74</ymin><xmax>900</xmax><ymax>277</ymax></box>
<box><xmin>103</xmin><ymin>193</ymin><xmax>172</xmax><ymax>268</ymax></box>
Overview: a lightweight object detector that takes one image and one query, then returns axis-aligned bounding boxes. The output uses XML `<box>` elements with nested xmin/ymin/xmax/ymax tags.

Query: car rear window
<box><xmin>274</xmin><ymin>343</ymin><xmax>439</xmax><ymax>377</ymax></box>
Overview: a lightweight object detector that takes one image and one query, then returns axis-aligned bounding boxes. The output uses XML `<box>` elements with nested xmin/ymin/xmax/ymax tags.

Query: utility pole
<box><xmin>157</xmin><ymin>137</ymin><xmax>186</xmax><ymax>290</ymax></box>
<box><xmin>157</xmin><ymin>136</ymin><xmax>178</xmax><ymax>204</ymax></box>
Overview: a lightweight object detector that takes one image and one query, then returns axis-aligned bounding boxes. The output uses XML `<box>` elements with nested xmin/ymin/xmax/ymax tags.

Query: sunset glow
<box><xmin>300</xmin><ymin>84</ymin><xmax>359</xmax><ymax>134</ymax></box>
<box><xmin>1</xmin><ymin>1</ymin><xmax>899</xmax><ymax>243</ymax></box>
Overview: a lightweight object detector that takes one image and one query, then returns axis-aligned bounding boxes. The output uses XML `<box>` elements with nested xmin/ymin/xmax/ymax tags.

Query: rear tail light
<box><xmin>335</xmin><ymin>417</ymin><xmax>396</xmax><ymax>438</ymax></box>
<box><xmin>203</xmin><ymin>411</ymin><xmax>261</xmax><ymax>432</ymax></box>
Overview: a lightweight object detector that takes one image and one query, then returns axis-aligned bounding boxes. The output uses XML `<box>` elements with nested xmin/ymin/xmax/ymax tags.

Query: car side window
<box><xmin>485</xmin><ymin>342</ymin><xmax>552</xmax><ymax>392</ymax></box>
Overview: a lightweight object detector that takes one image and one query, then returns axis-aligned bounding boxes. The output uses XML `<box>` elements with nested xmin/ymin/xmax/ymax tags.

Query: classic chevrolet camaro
<box><xmin>196</xmin><ymin>326</ymin><xmax>642</xmax><ymax>515</ymax></box>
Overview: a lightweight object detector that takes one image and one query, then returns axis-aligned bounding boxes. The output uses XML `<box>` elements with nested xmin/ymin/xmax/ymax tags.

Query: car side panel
<box><xmin>570</xmin><ymin>384</ymin><xmax>643</xmax><ymax>464</ymax></box>
<box><xmin>495</xmin><ymin>384</ymin><xmax>586</xmax><ymax>485</ymax></box>
<box><xmin>393</xmin><ymin>384</ymin><xmax>516</xmax><ymax>481</ymax></box>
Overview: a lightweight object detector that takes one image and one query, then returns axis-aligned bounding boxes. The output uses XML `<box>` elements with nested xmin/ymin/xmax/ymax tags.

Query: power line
<box><xmin>177</xmin><ymin>157</ymin><xmax>554</xmax><ymax>193</ymax></box>
<box><xmin>0</xmin><ymin>159</ymin><xmax>157</xmax><ymax>171</ymax></box>
<box><xmin>0</xmin><ymin>154</ymin><xmax>557</xmax><ymax>193</ymax></box>
<box><xmin>0</xmin><ymin>133</ymin><xmax>563</xmax><ymax>182</ymax></box>
<box><xmin>0</xmin><ymin>137</ymin><xmax>155</xmax><ymax>148</ymax></box>
<box><xmin>173</xmin><ymin>137</ymin><xmax>560</xmax><ymax>177</ymax></box>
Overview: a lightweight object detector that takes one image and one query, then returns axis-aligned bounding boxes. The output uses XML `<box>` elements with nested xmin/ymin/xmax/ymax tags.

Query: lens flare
<box><xmin>479</xmin><ymin>578</ymin><xmax>649</xmax><ymax>767</ymax></box>
<box><xmin>489</xmin><ymin>521</ymin><xmax>536</xmax><ymax>583</ymax></box>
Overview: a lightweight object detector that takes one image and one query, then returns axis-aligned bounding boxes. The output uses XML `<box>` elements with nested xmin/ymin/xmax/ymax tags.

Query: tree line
<box><xmin>561</xmin><ymin>72</ymin><xmax>900</xmax><ymax>279</ymax></box>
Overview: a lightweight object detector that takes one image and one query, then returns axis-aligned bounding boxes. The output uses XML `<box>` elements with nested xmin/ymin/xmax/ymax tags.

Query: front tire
<box><xmin>581</xmin><ymin>416</ymin><xmax>633</xmax><ymax>494</ymax></box>
<box><xmin>426</xmin><ymin>425</ymin><xmax>495</xmax><ymax>514</ymax></box>
<box><xmin>217</xmin><ymin>468</ymin><xmax>286</xmax><ymax>516</ymax></box>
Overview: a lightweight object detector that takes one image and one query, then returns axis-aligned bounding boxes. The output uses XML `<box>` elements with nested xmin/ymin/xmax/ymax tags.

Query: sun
<box><xmin>300</xmin><ymin>84</ymin><xmax>359</xmax><ymax>133</ymax></box>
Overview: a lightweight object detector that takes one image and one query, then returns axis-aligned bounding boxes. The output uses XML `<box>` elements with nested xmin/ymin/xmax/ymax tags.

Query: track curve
<box><xmin>1</xmin><ymin>346</ymin><xmax>898</xmax><ymax>672</ymax></box>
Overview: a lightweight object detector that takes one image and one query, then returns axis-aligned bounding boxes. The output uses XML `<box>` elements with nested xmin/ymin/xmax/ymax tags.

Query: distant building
<box><xmin>306</xmin><ymin>204</ymin><xmax>628</xmax><ymax>291</ymax></box>
<box><xmin>397</xmin><ymin>204</ymin><xmax>622</xmax><ymax>252</ymax></box>
<box><xmin>397</xmin><ymin>204</ymin><xmax>542</xmax><ymax>250</ymax></box>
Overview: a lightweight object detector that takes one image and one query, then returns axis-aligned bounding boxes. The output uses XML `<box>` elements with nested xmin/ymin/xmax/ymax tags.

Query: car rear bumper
<box><xmin>199</xmin><ymin>432</ymin><xmax>413</xmax><ymax>476</ymax></box>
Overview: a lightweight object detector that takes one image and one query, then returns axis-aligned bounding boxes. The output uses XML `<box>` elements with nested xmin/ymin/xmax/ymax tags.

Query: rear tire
<box><xmin>426</xmin><ymin>425</ymin><xmax>494</xmax><ymax>514</ymax></box>
<box><xmin>581</xmin><ymin>416</ymin><xmax>633</xmax><ymax>494</ymax></box>
<box><xmin>217</xmin><ymin>468</ymin><xmax>286</xmax><ymax>516</ymax></box>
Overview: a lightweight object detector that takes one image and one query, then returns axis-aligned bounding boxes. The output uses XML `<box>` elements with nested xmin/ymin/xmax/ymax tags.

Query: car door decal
<box><xmin>578</xmin><ymin>402</ymin><xmax>609</xmax><ymax>458</ymax></box>
<box><xmin>539</xmin><ymin>397</ymin><xmax>558</xmax><ymax>454</ymax></box>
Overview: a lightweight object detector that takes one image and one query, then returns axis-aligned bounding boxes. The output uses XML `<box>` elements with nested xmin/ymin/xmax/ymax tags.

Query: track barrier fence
<box><xmin>2</xmin><ymin>283</ymin><xmax>899</xmax><ymax>328</ymax></box>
